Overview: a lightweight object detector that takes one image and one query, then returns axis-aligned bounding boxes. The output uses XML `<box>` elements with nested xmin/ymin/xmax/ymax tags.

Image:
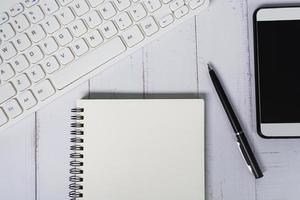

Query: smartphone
<box><xmin>254</xmin><ymin>6</ymin><xmax>300</xmax><ymax>138</ymax></box>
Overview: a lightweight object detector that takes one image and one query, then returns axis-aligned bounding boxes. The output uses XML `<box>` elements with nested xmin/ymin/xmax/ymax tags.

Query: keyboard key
<box><xmin>71</xmin><ymin>0</ymin><xmax>90</xmax><ymax>16</ymax></box>
<box><xmin>0</xmin><ymin>23</ymin><xmax>16</xmax><ymax>41</ymax></box>
<box><xmin>0</xmin><ymin>63</ymin><xmax>15</xmax><ymax>81</ymax></box>
<box><xmin>55</xmin><ymin>28</ymin><xmax>73</xmax><ymax>46</ymax></box>
<box><xmin>42</xmin><ymin>16</ymin><xmax>61</xmax><ymax>33</ymax></box>
<box><xmin>99</xmin><ymin>21</ymin><xmax>118</xmax><ymax>39</ymax></box>
<box><xmin>41</xmin><ymin>37</ymin><xmax>59</xmax><ymax>55</ymax></box>
<box><xmin>42</xmin><ymin>56</ymin><xmax>60</xmax><ymax>73</ymax></box>
<box><xmin>0</xmin><ymin>108</ymin><xmax>8</xmax><ymax>126</ymax></box>
<box><xmin>98</xmin><ymin>2</ymin><xmax>117</xmax><ymax>20</ymax></box>
<box><xmin>143</xmin><ymin>0</ymin><xmax>161</xmax><ymax>12</ymax></box>
<box><xmin>27</xmin><ymin>64</ymin><xmax>45</xmax><ymax>82</ymax></box>
<box><xmin>57</xmin><ymin>47</ymin><xmax>74</xmax><ymax>64</ymax></box>
<box><xmin>57</xmin><ymin>0</ymin><xmax>73</xmax><ymax>6</ymax></box>
<box><xmin>115</xmin><ymin>12</ymin><xmax>132</xmax><ymax>30</ymax></box>
<box><xmin>0</xmin><ymin>83</ymin><xmax>16</xmax><ymax>104</ymax></box>
<box><xmin>26</xmin><ymin>45</ymin><xmax>44</xmax><ymax>63</ymax></box>
<box><xmin>12</xmin><ymin>74</ymin><xmax>31</xmax><ymax>91</ymax></box>
<box><xmin>0</xmin><ymin>13</ymin><xmax>9</xmax><ymax>25</ymax></box>
<box><xmin>18</xmin><ymin>90</ymin><xmax>37</xmax><ymax>109</ymax></box>
<box><xmin>11</xmin><ymin>14</ymin><xmax>30</xmax><ymax>32</ymax></box>
<box><xmin>32</xmin><ymin>79</ymin><xmax>55</xmax><ymax>101</ymax></box>
<box><xmin>26</xmin><ymin>6</ymin><xmax>45</xmax><ymax>23</ymax></box>
<box><xmin>83</xmin><ymin>11</ymin><xmax>102</xmax><ymax>28</ymax></box>
<box><xmin>114</xmin><ymin>0</ymin><xmax>131</xmax><ymax>11</ymax></box>
<box><xmin>129</xmin><ymin>4</ymin><xmax>147</xmax><ymax>21</ymax></box>
<box><xmin>122</xmin><ymin>25</ymin><xmax>144</xmax><ymax>47</ymax></box>
<box><xmin>57</xmin><ymin>7</ymin><xmax>75</xmax><ymax>25</ymax></box>
<box><xmin>11</xmin><ymin>54</ymin><xmax>30</xmax><ymax>72</ymax></box>
<box><xmin>70</xmin><ymin>39</ymin><xmax>89</xmax><ymax>56</ymax></box>
<box><xmin>88</xmin><ymin>0</ymin><xmax>103</xmax><ymax>7</ymax></box>
<box><xmin>140</xmin><ymin>16</ymin><xmax>159</xmax><ymax>36</ymax></box>
<box><xmin>13</xmin><ymin>34</ymin><xmax>32</xmax><ymax>51</ymax></box>
<box><xmin>8</xmin><ymin>3</ymin><xmax>24</xmax><ymax>17</ymax></box>
<box><xmin>52</xmin><ymin>37</ymin><xmax>126</xmax><ymax>89</ymax></box>
<box><xmin>174</xmin><ymin>5</ymin><xmax>189</xmax><ymax>18</ymax></box>
<box><xmin>69</xmin><ymin>19</ymin><xmax>87</xmax><ymax>37</ymax></box>
<box><xmin>24</xmin><ymin>0</ymin><xmax>39</xmax><ymax>8</ymax></box>
<box><xmin>27</xmin><ymin>25</ymin><xmax>46</xmax><ymax>42</ymax></box>
<box><xmin>40</xmin><ymin>0</ymin><xmax>59</xmax><ymax>15</ymax></box>
<box><xmin>3</xmin><ymin>99</ymin><xmax>23</xmax><ymax>118</ymax></box>
<box><xmin>0</xmin><ymin>42</ymin><xmax>17</xmax><ymax>60</ymax></box>
<box><xmin>85</xmin><ymin>29</ymin><xmax>103</xmax><ymax>47</ymax></box>
<box><xmin>158</xmin><ymin>14</ymin><xmax>174</xmax><ymax>27</ymax></box>
<box><xmin>189</xmin><ymin>0</ymin><xmax>204</xmax><ymax>9</ymax></box>
<box><xmin>169</xmin><ymin>0</ymin><xmax>184</xmax><ymax>11</ymax></box>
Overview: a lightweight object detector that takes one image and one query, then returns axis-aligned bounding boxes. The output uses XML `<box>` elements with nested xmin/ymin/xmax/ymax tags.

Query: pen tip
<box><xmin>207</xmin><ymin>63</ymin><xmax>213</xmax><ymax>71</ymax></box>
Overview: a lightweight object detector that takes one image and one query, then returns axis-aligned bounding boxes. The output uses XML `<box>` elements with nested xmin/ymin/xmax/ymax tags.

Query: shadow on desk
<box><xmin>86</xmin><ymin>92</ymin><xmax>206</xmax><ymax>100</ymax></box>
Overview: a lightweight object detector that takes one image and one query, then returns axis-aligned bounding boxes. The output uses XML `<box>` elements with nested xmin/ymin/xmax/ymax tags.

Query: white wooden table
<box><xmin>1</xmin><ymin>0</ymin><xmax>300</xmax><ymax>199</ymax></box>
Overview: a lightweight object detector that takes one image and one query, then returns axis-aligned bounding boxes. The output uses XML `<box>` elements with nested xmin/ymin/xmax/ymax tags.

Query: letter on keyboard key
<box><xmin>52</xmin><ymin>37</ymin><xmax>126</xmax><ymax>89</ymax></box>
<box><xmin>11</xmin><ymin>54</ymin><xmax>30</xmax><ymax>72</ymax></box>
<box><xmin>57</xmin><ymin>47</ymin><xmax>74</xmax><ymax>64</ymax></box>
<box><xmin>0</xmin><ymin>63</ymin><xmax>15</xmax><ymax>81</ymax></box>
<box><xmin>42</xmin><ymin>16</ymin><xmax>61</xmax><ymax>34</ymax></box>
<box><xmin>13</xmin><ymin>34</ymin><xmax>32</xmax><ymax>52</ymax></box>
<box><xmin>57</xmin><ymin>7</ymin><xmax>75</xmax><ymax>25</ymax></box>
<box><xmin>71</xmin><ymin>0</ymin><xmax>90</xmax><ymax>16</ymax></box>
<box><xmin>26</xmin><ymin>45</ymin><xmax>44</xmax><ymax>63</ymax></box>
<box><xmin>70</xmin><ymin>39</ymin><xmax>89</xmax><ymax>56</ymax></box>
<box><xmin>32</xmin><ymin>79</ymin><xmax>55</xmax><ymax>101</ymax></box>
<box><xmin>0</xmin><ymin>83</ymin><xmax>16</xmax><ymax>104</ymax></box>
<box><xmin>0</xmin><ymin>42</ymin><xmax>17</xmax><ymax>60</ymax></box>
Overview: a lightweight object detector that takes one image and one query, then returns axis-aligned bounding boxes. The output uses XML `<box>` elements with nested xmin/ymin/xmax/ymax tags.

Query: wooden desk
<box><xmin>1</xmin><ymin>0</ymin><xmax>300</xmax><ymax>199</ymax></box>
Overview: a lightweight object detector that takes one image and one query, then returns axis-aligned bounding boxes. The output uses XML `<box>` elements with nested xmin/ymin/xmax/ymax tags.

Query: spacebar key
<box><xmin>52</xmin><ymin>37</ymin><xmax>126</xmax><ymax>90</ymax></box>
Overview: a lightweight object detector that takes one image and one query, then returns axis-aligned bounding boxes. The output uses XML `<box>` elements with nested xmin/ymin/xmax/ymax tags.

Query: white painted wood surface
<box><xmin>1</xmin><ymin>0</ymin><xmax>300</xmax><ymax>199</ymax></box>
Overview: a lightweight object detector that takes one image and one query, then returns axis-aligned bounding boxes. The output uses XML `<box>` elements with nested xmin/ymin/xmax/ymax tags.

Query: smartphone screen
<box><xmin>256</xmin><ymin>18</ymin><xmax>300</xmax><ymax>123</ymax></box>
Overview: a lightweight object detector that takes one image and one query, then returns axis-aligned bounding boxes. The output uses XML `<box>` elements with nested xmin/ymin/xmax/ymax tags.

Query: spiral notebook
<box><xmin>70</xmin><ymin>99</ymin><xmax>205</xmax><ymax>200</ymax></box>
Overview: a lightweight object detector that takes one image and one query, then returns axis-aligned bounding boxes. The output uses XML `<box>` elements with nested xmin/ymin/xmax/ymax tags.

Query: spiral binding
<box><xmin>69</xmin><ymin>108</ymin><xmax>84</xmax><ymax>199</ymax></box>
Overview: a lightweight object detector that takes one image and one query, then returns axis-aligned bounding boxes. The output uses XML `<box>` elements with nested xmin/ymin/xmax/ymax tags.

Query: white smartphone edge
<box><xmin>256</xmin><ymin>7</ymin><xmax>300</xmax><ymax>138</ymax></box>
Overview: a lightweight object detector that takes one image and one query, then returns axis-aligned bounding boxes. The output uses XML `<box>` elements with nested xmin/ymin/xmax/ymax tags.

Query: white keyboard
<box><xmin>0</xmin><ymin>0</ymin><xmax>209</xmax><ymax>132</ymax></box>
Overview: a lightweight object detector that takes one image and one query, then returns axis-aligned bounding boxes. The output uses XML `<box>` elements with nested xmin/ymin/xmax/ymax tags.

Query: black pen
<box><xmin>208</xmin><ymin>63</ymin><xmax>263</xmax><ymax>179</ymax></box>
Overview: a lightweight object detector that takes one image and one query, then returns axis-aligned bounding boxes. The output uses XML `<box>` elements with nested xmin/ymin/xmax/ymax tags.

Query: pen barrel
<box><xmin>209</xmin><ymin>70</ymin><xmax>243</xmax><ymax>133</ymax></box>
<box><xmin>237</xmin><ymin>133</ymin><xmax>263</xmax><ymax>179</ymax></box>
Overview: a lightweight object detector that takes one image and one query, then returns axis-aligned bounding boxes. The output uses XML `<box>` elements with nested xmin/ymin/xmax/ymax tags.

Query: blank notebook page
<box><xmin>77</xmin><ymin>99</ymin><xmax>205</xmax><ymax>200</ymax></box>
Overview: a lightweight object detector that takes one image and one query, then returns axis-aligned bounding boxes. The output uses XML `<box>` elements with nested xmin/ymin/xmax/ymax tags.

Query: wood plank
<box><xmin>36</xmin><ymin>83</ymin><xmax>89</xmax><ymax>200</ymax></box>
<box><xmin>196</xmin><ymin>0</ymin><xmax>256</xmax><ymax>199</ymax></box>
<box><xmin>143</xmin><ymin>19</ymin><xmax>198</xmax><ymax>95</ymax></box>
<box><xmin>0</xmin><ymin>116</ymin><xmax>35</xmax><ymax>200</ymax></box>
<box><xmin>89</xmin><ymin>50</ymin><xmax>144</xmax><ymax>97</ymax></box>
<box><xmin>247</xmin><ymin>0</ymin><xmax>300</xmax><ymax>199</ymax></box>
